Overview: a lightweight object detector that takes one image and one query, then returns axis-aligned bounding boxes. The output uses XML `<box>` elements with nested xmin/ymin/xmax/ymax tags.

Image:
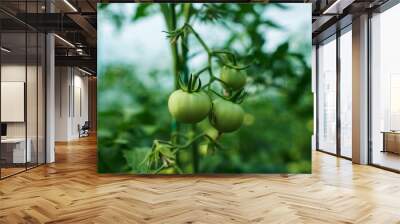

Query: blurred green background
<box><xmin>97</xmin><ymin>3</ymin><xmax>312</xmax><ymax>174</ymax></box>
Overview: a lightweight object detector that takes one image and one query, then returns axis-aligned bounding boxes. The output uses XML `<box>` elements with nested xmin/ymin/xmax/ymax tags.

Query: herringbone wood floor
<box><xmin>1</xmin><ymin>135</ymin><xmax>400</xmax><ymax>224</ymax></box>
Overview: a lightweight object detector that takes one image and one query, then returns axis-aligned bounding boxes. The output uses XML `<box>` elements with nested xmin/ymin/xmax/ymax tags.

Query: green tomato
<box><xmin>220</xmin><ymin>66</ymin><xmax>247</xmax><ymax>90</ymax></box>
<box><xmin>210</xmin><ymin>98</ymin><xmax>244</xmax><ymax>133</ymax></box>
<box><xmin>168</xmin><ymin>89</ymin><xmax>211</xmax><ymax>123</ymax></box>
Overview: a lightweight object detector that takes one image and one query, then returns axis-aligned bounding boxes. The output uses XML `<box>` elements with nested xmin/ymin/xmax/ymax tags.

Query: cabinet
<box><xmin>382</xmin><ymin>132</ymin><xmax>400</xmax><ymax>154</ymax></box>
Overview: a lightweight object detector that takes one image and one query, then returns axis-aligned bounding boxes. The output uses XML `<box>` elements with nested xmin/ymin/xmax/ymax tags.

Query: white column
<box><xmin>55</xmin><ymin>67</ymin><xmax>74</xmax><ymax>141</ymax></box>
<box><xmin>352</xmin><ymin>14</ymin><xmax>369</xmax><ymax>164</ymax></box>
<box><xmin>46</xmin><ymin>32</ymin><xmax>55</xmax><ymax>163</ymax></box>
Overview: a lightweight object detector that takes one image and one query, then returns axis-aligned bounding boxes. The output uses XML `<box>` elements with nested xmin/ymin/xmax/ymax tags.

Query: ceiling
<box><xmin>0</xmin><ymin>0</ymin><xmax>98</xmax><ymax>74</ymax></box>
<box><xmin>310</xmin><ymin>0</ymin><xmax>391</xmax><ymax>43</ymax></box>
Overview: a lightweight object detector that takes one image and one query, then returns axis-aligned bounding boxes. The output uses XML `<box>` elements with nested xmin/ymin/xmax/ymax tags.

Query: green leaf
<box><xmin>160</xmin><ymin>4</ymin><xmax>172</xmax><ymax>31</ymax></box>
<box><xmin>274</xmin><ymin>42</ymin><xmax>290</xmax><ymax>59</ymax></box>
<box><xmin>273</xmin><ymin>3</ymin><xmax>289</xmax><ymax>10</ymax></box>
<box><xmin>123</xmin><ymin>148</ymin><xmax>150</xmax><ymax>173</ymax></box>
<box><xmin>276</xmin><ymin>42</ymin><xmax>289</xmax><ymax>54</ymax></box>
<box><xmin>132</xmin><ymin>4</ymin><xmax>153</xmax><ymax>21</ymax></box>
<box><xmin>263</xmin><ymin>20</ymin><xmax>282</xmax><ymax>29</ymax></box>
<box><xmin>98</xmin><ymin>146</ymin><xmax>126</xmax><ymax>173</ymax></box>
<box><xmin>97</xmin><ymin>129</ymin><xmax>113</xmax><ymax>139</ymax></box>
<box><xmin>114</xmin><ymin>137</ymin><xmax>128</xmax><ymax>145</ymax></box>
<box><xmin>98</xmin><ymin>3</ymin><xmax>109</xmax><ymax>10</ymax></box>
<box><xmin>158</xmin><ymin>146</ymin><xmax>175</xmax><ymax>159</ymax></box>
<box><xmin>142</xmin><ymin>125</ymin><xmax>158</xmax><ymax>135</ymax></box>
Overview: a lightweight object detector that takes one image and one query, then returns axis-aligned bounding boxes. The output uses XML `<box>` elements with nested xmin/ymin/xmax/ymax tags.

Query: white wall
<box><xmin>55</xmin><ymin>67</ymin><xmax>89</xmax><ymax>141</ymax></box>
<box><xmin>1</xmin><ymin>65</ymin><xmax>26</xmax><ymax>141</ymax></box>
<box><xmin>1</xmin><ymin>63</ymin><xmax>46</xmax><ymax>164</ymax></box>
<box><xmin>55</xmin><ymin>66</ymin><xmax>69</xmax><ymax>141</ymax></box>
<box><xmin>71</xmin><ymin>73</ymin><xmax>89</xmax><ymax>138</ymax></box>
<box><xmin>1</xmin><ymin>65</ymin><xmax>37</xmax><ymax>137</ymax></box>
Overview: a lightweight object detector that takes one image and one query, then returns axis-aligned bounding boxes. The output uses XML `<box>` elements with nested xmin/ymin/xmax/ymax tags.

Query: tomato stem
<box><xmin>193</xmin><ymin>66</ymin><xmax>210</xmax><ymax>78</ymax></box>
<box><xmin>146</xmin><ymin>132</ymin><xmax>223</xmax><ymax>174</ymax></box>
<box><xmin>215</xmin><ymin>55</ymin><xmax>251</xmax><ymax>70</ymax></box>
<box><xmin>185</xmin><ymin>23</ymin><xmax>211</xmax><ymax>54</ymax></box>
<box><xmin>212</xmin><ymin>50</ymin><xmax>237</xmax><ymax>65</ymax></box>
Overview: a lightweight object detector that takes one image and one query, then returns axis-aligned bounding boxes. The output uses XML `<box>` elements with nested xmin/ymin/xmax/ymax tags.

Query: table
<box><xmin>1</xmin><ymin>138</ymin><xmax>31</xmax><ymax>163</ymax></box>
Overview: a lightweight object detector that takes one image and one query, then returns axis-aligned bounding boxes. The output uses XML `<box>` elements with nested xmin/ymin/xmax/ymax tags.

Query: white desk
<box><xmin>1</xmin><ymin>138</ymin><xmax>31</xmax><ymax>163</ymax></box>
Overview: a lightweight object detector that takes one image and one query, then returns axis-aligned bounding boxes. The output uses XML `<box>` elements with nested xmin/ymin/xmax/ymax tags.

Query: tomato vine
<box><xmin>142</xmin><ymin>4</ymin><xmax>252</xmax><ymax>174</ymax></box>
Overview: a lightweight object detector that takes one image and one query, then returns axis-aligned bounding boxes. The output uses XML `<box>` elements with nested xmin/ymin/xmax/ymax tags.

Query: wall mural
<box><xmin>97</xmin><ymin>3</ymin><xmax>312</xmax><ymax>174</ymax></box>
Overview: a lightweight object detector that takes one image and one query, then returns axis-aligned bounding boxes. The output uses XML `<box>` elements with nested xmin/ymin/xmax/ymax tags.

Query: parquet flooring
<box><xmin>1</xmin><ymin>135</ymin><xmax>400</xmax><ymax>223</ymax></box>
<box><xmin>1</xmin><ymin>167</ymin><xmax>26</xmax><ymax>178</ymax></box>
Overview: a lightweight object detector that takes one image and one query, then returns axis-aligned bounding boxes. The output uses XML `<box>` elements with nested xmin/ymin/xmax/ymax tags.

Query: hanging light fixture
<box><xmin>54</xmin><ymin>34</ymin><xmax>75</xmax><ymax>48</ymax></box>
<box><xmin>63</xmin><ymin>0</ymin><xmax>78</xmax><ymax>12</ymax></box>
<box><xmin>78</xmin><ymin>67</ymin><xmax>93</xmax><ymax>76</ymax></box>
<box><xmin>1</xmin><ymin>47</ymin><xmax>11</xmax><ymax>53</ymax></box>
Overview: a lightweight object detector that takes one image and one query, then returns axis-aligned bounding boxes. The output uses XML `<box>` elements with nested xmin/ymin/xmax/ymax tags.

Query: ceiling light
<box><xmin>54</xmin><ymin>34</ymin><xmax>75</xmax><ymax>48</ymax></box>
<box><xmin>322</xmin><ymin>0</ymin><xmax>343</xmax><ymax>15</ymax></box>
<box><xmin>63</xmin><ymin>0</ymin><xmax>78</xmax><ymax>12</ymax></box>
<box><xmin>78</xmin><ymin>67</ymin><xmax>93</xmax><ymax>76</ymax></box>
<box><xmin>1</xmin><ymin>47</ymin><xmax>11</xmax><ymax>53</ymax></box>
<box><xmin>76</xmin><ymin>48</ymin><xmax>85</xmax><ymax>55</ymax></box>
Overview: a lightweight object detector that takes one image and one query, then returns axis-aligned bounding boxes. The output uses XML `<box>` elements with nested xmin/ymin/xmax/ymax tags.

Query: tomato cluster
<box><xmin>168</xmin><ymin>68</ymin><xmax>247</xmax><ymax>133</ymax></box>
<box><xmin>168</xmin><ymin>90</ymin><xmax>211</xmax><ymax>123</ymax></box>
